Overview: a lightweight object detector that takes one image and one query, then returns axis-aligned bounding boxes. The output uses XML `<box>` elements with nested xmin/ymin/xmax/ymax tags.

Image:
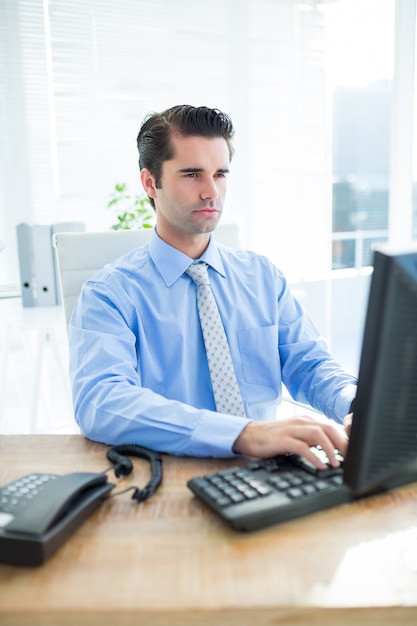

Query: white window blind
<box><xmin>1</xmin><ymin>0</ymin><xmax>337</xmax><ymax>290</ymax></box>
<box><xmin>0</xmin><ymin>0</ymin><xmax>56</xmax><ymax>290</ymax></box>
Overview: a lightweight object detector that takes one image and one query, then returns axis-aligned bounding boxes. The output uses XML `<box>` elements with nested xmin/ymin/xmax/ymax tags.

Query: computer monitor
<box><xmin>344</xmin><ymin>244</ymin><xmax>417</xmax><ymax>495</ymax></box>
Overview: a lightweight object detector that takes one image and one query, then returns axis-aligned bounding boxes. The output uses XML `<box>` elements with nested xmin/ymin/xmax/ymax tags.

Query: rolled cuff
<box><xmin>189</xmin><ymin>412</ymin><xmax>252</xmax><ymax>458</ymax></box>
<box><xmin>333</xmin><ymin>383</ymin><xmax>358</xmax><ymax>423</ymax></box>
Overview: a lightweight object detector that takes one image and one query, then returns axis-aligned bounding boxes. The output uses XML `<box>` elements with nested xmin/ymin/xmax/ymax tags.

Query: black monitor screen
<box><xmin>344</xmin><ymin>245</ymin><xmax>417</xmax><ymax>495</ymax></box>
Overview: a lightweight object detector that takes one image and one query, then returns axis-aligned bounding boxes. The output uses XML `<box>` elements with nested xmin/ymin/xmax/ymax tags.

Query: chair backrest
<box><xmin>53</xmin><ymin>223</ymin><xmax>242</xmax><ymax>327</ymax></box>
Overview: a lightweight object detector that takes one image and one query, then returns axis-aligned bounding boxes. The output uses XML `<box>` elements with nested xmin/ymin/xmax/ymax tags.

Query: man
<box><xmin>70</xmin><ymin>105</ymin><xmax>357</xmax><ymax>469</ymax></box>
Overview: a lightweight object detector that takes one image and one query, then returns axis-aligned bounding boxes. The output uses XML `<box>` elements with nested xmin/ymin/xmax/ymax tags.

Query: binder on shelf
<box><xmin>33</xmin><ymin>224</ymin><xmax>57</xmax><ymax>306</ymax></box>
<box><xmin>16</xmin><ymin>223</ymin><xmax>36</xmax><ymax>307</ymax></box>
<box><xmin>16</xmin><ymin>222</ymin><xmax>85</xmax><ymax>307</ymax></box>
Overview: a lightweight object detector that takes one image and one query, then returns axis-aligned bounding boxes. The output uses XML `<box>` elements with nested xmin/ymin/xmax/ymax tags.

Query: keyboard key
<box><xmin>229</xmin><ymin>492</ymin><xmax>245</xmax><ymax>503</ymax></box>
<box><xmin>215</xmin><ymin>496</ymin><xmax>231</xmax><ymax>508</ymax></box>
<box><xmin>315</xmin><ymin>480</ymin><xmax>332</xmax><ymax>491</ymax></box>
<box><xmin>302</xmin><ymin>484</ymin><xmax>317</xmax><ymax>495</ymax></box>
<box><xmin>287</xmin><ymin>487</ymin><xmax>304</xmax><ymax>499</ymax></box>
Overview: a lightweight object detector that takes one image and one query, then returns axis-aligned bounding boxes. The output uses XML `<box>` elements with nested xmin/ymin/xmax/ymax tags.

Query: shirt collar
<box><xmin>149</xmin><ymin>228</ymin><xmax>226</xmax><ymax>287</ymax></box>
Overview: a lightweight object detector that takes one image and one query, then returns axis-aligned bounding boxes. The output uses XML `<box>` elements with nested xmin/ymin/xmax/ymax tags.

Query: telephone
<box><xmin>0</xmin><ymin>444</ymin><xmax>163</xmax><ymax>567</ymax></box>
<box><xmin>0</xmin><ymin>472</ymin><xmax>114</xmax><ymax>566</ymax></box>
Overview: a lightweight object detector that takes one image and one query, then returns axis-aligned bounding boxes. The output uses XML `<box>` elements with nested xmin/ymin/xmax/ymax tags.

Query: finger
<box><xmin>317</xmin><ymin>441</ymin><xmax>342</xmax><ymax>468</ymax></box>
<box><xmin>315</xmin><ymin>426</ymin><xmax>348</xmax><ymax>467</ymax></box>
<box><xmin>344</xmin><ymin>413</ymin><xmax>353</xmax><ymax>437</ymax></box>
<box><xmin>289</xmin><ymin>441</ymin><xmax>329</xmax><ymax>470</ymax></box>
<box><xmin>309</xmin><ymin>416</ymin><xmax>349</xmax><ymax>455</ymax></box>
<box><xmin>292</xmin><ymin>421</ymin><xmax>348</xmax><ymax>467</ymax></box>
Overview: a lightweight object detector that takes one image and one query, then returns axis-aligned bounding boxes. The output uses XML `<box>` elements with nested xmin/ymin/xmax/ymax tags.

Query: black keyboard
<box><xmin>187</xmin><ymin>448</ymin><xmax>352</xmax><ymax>531</ymax></box>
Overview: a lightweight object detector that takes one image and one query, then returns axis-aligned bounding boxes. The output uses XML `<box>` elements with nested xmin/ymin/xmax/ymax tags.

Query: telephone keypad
<box><xmin>0</xmin><ymin>474</ymin><xmax>58</xmax><ymax>515</ymax></box>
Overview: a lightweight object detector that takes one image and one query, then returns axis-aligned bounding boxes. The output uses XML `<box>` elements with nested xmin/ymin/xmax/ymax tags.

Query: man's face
<box><xmin>145</xmin><ymin>134</ymin><xmax>230</xmax><ymax>244</ymax></box>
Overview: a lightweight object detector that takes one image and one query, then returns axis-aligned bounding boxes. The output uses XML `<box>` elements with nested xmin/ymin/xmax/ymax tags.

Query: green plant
<box><xmin>107</xmin><ymin>182</ymin><xmax>155</xmax><ymax>230</ymax></box>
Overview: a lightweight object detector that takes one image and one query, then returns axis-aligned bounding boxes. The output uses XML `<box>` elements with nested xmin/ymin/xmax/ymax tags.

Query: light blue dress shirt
<box><xmin>69</xmin><ymin>229</ymin><xmax>357</xmax><ymax>457</ymax></box>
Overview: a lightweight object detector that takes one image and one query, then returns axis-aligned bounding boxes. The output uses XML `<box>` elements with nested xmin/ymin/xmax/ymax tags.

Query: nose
<box><xmin>201</xmin><ymin>176</ymin><xmax>219</xmax><ymax>200</ymax></box>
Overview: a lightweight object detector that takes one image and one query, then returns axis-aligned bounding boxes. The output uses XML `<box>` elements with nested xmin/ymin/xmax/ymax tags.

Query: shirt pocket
<box><xmin>237</xmin><ymin>325</ymin><xmax>280</xmax><ymax>387</ymax></box>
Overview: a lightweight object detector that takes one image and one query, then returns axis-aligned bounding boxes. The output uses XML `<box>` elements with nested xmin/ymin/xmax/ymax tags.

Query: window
<box><xmin>0</xmin><ymin>0</ymin><xmax>415</xmax><ymax>292</ymax></box>
<box><xmin>0</xmin><ymin>0</ymin><xmax>342</xmax><ymax>290</ymax></box>
<box><xmin>327</xmin><ymin>0</ymin><xmax>417</xmax><ymax>270</ymax></box>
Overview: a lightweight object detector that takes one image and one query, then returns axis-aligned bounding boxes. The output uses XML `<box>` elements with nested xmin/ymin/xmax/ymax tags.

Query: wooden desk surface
<box><xmin>0</xmin><ymin>435</ymin><xmax>417</xmax><ymax>626</ymax></box>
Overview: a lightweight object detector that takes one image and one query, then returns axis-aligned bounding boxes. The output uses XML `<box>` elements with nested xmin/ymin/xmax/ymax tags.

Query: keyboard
<box><xmin>187</xmin><ymin>448</ymin><xmax>352</xmax><ymax>531</ymax></box>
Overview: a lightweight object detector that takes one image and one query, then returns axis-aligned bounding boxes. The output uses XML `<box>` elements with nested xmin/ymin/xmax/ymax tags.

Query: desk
<box><xmin>0</xmin><ymin>435</ymin><xmax>417</xmax><ymax>626</ymax></box>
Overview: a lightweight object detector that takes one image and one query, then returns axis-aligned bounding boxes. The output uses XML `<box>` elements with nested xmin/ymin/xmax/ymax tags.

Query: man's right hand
<box><xmin>232</xmin><ymin>415</ymin><xmax>348</xmax><ymax>470</ymax></box>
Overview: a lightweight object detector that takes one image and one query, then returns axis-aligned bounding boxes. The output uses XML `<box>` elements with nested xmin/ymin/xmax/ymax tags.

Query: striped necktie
<box><xmin>185</xmin><ymin>262</ymin><xmax>246</xmax><ymax>417</ymax></box>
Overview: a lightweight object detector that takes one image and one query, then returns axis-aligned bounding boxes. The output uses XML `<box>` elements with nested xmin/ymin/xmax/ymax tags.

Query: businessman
<box><xmin>69</xmin><ymin>105</ymin><xmax>357</xmax><ymax>469</ymax></box>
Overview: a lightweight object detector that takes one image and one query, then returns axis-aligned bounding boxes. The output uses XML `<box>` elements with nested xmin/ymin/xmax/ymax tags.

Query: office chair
<box><xmin>53</xmin><ymin>223</ymin><xmax>242</xmax><ymax>328</ymax></box>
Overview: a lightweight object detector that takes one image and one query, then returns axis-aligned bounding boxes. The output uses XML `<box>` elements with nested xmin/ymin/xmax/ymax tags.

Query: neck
<box><xmin>156</xmin><ymin>227</ymin><xmax>211</xmax><ymax>259</ymax></box>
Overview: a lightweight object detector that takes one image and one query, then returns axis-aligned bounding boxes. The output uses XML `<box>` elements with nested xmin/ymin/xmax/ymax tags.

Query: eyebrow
<box><xmin>178</xmin><ymin>167</ymin><xmax>230</xmax><ymax>174</ymax></box>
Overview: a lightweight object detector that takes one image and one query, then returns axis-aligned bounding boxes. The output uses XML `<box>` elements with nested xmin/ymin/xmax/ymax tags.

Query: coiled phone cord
<box><xmin>106</xmin><ymin>444</ymin><xmax>162</xmax><ymax>502</ymax></box>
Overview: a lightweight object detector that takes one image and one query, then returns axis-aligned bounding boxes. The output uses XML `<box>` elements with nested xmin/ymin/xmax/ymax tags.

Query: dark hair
<box><xmin>137</xmin><ymin>105</ymin><xmax>235</xmax><ymax>207</ymax></box>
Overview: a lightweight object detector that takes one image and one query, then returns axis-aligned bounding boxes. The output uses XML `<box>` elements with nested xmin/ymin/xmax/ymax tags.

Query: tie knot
<box><xmin>185</xmin><ymin>262</ymin><xmax>210</xmax><ymax>286</ymax></box>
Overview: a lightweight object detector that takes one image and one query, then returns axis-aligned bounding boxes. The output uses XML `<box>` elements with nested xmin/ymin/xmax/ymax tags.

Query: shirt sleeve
<box><xmin>69</xmin><ymin>279</ymin><xmax>251</xmax><ymax>458</ymax></box>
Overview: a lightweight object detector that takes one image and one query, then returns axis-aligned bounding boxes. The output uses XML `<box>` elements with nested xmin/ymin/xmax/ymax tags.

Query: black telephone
<box><xmin>0</xmin><ymin>444</ymin><xmax>162</xmax><ymax>567</ymax></box>
<box><xmin>0</xmin><ymin>472</ymin><xmax>114</xmax><ymax>566</ymax></box>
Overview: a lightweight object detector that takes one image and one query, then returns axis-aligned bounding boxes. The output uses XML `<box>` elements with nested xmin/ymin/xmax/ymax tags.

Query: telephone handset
<box><xmin>0</xmin><ymin>444</ymin><xmax>162</xmax><ymax>567</ymax></box>
<box><xmin>0</xmin><ymin>472</ymin><xmax>114</xmax><ymax>566</ymax></box>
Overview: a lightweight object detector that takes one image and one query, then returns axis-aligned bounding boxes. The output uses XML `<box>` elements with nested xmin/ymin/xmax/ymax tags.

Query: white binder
<box><xmin>16</xmin><ymin>223</ymin><xmax>37</xmax><ymax>307</ymax></box>
<box><xmin>16</xmin><ymin>222</ymin><xmax>85</xmax><ymax>307</ymax></box>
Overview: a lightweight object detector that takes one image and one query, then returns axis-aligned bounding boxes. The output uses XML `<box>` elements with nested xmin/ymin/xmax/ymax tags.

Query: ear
<box><xmin>140</xmin><ymin>168</ymin><xmax>157</xmax><ymax>200</ymax></box>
